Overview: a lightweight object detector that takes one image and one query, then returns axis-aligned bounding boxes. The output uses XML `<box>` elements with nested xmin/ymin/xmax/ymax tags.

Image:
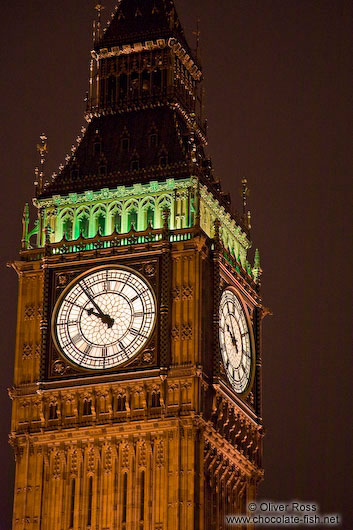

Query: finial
<box><xmin>213</xmin><ymin>218</ymin><xmax>221</xmax><ymax>240</ymax></box>
<box><xmin>241</xmin><ymin>177</ymin><xmax>251</xmax><ymax>230</ymax></box>
<box><xmin>36</xmin><ymin>133</ymin><xmax>48</xmax><ymax>194</ymax></box>
<box><xmin>161</xmin><ymin>208</ymin><xmax>170</xmax><ymax>240</ymax></box>
<box><xmin>44</xmin><ymin>225</ymin><xmax>51</xmax><ymax>245</ymax></box>
<box><xmin>254</xmin><ymin>248</ymin><xmax>261</xmax><ymax>269</ymax></box>
<box><xmin>252</xmin><ymin>248</ymin><xmax>263</xmax><ymax>285</ymax></box>
<box><xmin>34</xmin><ymin>167</ymin><xmax>39</xmax><ymax>194</ymax></box>
<box><xmin>93</xmin><ymin>3</ymin><xmax>105</xmax><ymax>43</ymax></box>
<box><xmin>21</xmin><ymin>203</ymin><xmax>30</xmax><ymax>250</ymax></box>
<box><xmin>193</xmin><ymin>18</ymin><xmax>201</xmax><ymax>61</ymax></box>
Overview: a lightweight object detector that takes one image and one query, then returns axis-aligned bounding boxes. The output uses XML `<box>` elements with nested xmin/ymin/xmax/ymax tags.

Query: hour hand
<box><xmin>86</xmin><ymin>308</ymin><xmax>114</xmax><ymax>328</ymax></box>
<box><xmin>226</xmin><ymin>323</ymin><xmax>238</xmax><ymax>352</ymax></box>
<box><xmin>86</xmin><ymin>308</ymin><xmax>101</xmax><ymax>318</ymax></box>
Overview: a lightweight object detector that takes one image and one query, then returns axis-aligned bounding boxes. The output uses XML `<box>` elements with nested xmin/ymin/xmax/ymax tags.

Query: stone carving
<box><xmin>22</xmin><ymin>344</ymin><xmax>33</xmax><ymax>359</ymax></box>
<box><xmin>122</xmin><ymin>443</ymin><xmax>129</xmax><ymax>469</ymax></box>
<box><xmin>182</xmin><ymin>286</ymin><xmax>193</xmax><ymax>300</ymax></box>
<box><xmin>156</xmin><ymin>440</ymin><xmax>164</xmax><ymax>467</ymax></box>
<box><xmin>142</xmin><ymin>349</ymin><xmax>154</xmax><ymax>364</ymax></box>
<box><xmin>181</xmin><ymin>325</ymin><xmax>193</xmax><ymax>340</ymax></box>
<box><xmin>144</xmin><ymin>263</ymin><xmax>156</xmax><ymax>277</ymax></box>
<box><xmin>171</xmin><ymin>327</ymin><xmax>180</xmax><ymax>340</ymax></box>
<box><xmin>53</xmin><ymin>360</ymin><xmax>67</xmax><ymax>376</ymax></box>
<box><xmin>24</xmin><ymin>305</ymin><xmax>36</xmax><ymax>320</ymax></box>
<box><xmin>172</xmin><ymin>287</ymin><xmax>181</xmax><ymax>301</ymax></box>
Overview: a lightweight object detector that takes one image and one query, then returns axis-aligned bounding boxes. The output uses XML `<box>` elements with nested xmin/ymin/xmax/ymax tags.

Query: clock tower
<box><xmin>9</xmin><ymin>2</ymin><xmax>265</xmax><ymax>529</ymax></box>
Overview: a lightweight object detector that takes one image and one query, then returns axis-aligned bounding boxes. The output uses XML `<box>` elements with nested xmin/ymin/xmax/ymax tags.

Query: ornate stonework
<box><xmin>10</xmin><ymin>2</ymin><xmax>264</xmax><ymax>529</ymax></box>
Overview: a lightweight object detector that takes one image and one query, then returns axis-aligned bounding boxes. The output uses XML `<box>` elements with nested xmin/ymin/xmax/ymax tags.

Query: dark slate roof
<box><xmin>40</xmin><ymin>107</ymin><xmax>198</xmax><ymax>197</ymax></box>
<box><xmin>96</xmin><ymin>0</ymin><xmax>195</xmax><ymax>62</ymax></box>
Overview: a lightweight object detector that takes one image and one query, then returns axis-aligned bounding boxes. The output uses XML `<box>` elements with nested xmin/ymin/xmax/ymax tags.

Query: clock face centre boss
<box><xmin>52</xmin><ymin>266</ymin><xmax>156</xmax><ymax>370</ymax></box>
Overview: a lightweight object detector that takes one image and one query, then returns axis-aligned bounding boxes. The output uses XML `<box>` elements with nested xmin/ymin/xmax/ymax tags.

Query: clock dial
<box><xmin>219</xmin><ymin>289</ymin><xmax>252</xmax><ymax>394</ymax></box>
<box><xmin>52</xmin><ymin>267</ymin><xmax>156</xmax><ymax>370</ymax></box>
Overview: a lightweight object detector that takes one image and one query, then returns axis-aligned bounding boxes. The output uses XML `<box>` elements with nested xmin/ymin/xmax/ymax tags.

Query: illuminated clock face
<box><xmin>53</xmin><ymin>267</ymin><xmax>156</xmax><ymax>370</ymax></box>
<box><xmin>219</xmin><ymin>289</ymin><xmax>252</xmax><ymax>394</ymax></box>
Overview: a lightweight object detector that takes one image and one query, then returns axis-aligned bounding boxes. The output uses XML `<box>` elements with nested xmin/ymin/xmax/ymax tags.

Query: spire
<box><xmin>93</xmin><ymin>3</ymin><xmax>105</xmax><ymax>43</ymax></box>
<box><xmin>94</xmin><ymin>0</ymin><xmax>194</xmax><ymax>63</ymax></box>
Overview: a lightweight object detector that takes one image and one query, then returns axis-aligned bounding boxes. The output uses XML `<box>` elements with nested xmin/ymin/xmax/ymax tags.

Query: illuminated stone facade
<box><xmin>10</xmin><ymin>2</ymin><xmax>265</xmax><ymax>529</ymax></box>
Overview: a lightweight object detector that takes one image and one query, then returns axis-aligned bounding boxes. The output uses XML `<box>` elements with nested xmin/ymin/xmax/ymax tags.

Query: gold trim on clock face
<box><xmin>219</xmin><ymin>288</ymin><xmax>253</xmax><ymax>395</ymax></box>
<box><xmin>52</xmin><ymin>266</ymin><xmax>156</xmax><ymax>371</ymax></box>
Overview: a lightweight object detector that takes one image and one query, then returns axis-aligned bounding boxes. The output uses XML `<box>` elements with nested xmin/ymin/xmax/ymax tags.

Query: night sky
<box><xmin>0</xmin><ymin>1</ymin><xmax>352</xmax><ymax>528</ymax></box>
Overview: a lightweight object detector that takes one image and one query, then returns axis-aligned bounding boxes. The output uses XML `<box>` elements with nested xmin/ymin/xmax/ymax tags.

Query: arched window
<box><xmin>83</xmin><ymin>400</ymin><xmax>92</xmax><ymax>416</ymax></box>
<box><xmin>127</xmin><ymin>209</ymin><xmax>137</xmax><ymax>230</ymax></box>
<box><xmin>49</xmin><ymin>403</ymin><xmax>58</xmax><ymax>420</ymax></box>
<box><xmin>149</xmin><ymin>133</ymin><xmax>158</xmax><ymax>148</ymax></box>
<box><xmin>131</xmin><ymin>72</ymin><xmax>139</xmax><ymax>93</ymax></box>
<box><xmin>63</xmin><ymin>217</ymin><xmax>73</xmax><ymax>240</ymax></box>
<box><xmin>79</xmin><ymin>215</ymin><xmax>89</xmax><ymax>238</ymax></box>
<box><xmin>108</xmin><ymin>75</ymin><xmax>116</xmax><ymax>106</ymax></box>
<box><xmin>100</xmin><ymin>78</ymin><xmax>105</xmax><ymax>106</ymax></box>
<box><xmin>98</xmin><ymin>164</ymin><xmax>107</xmax><ymax>176</ymax></box>
<box><xmin>119</xmin><ymin>74</ymin><xmax>128</xmax><ymax>99</ymax></box>
<box><xmin>140</xmin><ymin>471</ymin><xmax>145</xmax><ymax>522</ymax></box>
<box><xmin>146</xmin><ymin>207</ymin><xmax>154</xmax><ymax>228</ymax></box>
<box><xmin>70</xmin><ymin>478</ymin><xmax>76</xmax><ymax>528</ymax></box>
<box><xmin>113</xmin><ymin>211</ymin><xmax>122</xmax><ymax>233</ymax></box>
<box><xmin>159</xmin><ymin>155</ymin><xmax>168</xmax><ymax>168</ymax></box>
<box><xmin>122</xmin><ymin>473</ymin><xmax>128</xmax><ymax>523</ymax></box>
<box><xmin>120</xmin><ymin>137</ymin><xmax>130</xmax><ymax>153</ymax></box>
<box><xmin>117</xmin><ymin>395</ymin><xmax>126</xmax><ymax>412</ymax></box>
<box><xmin>141</xmin><ymin>71</ymin><xmax>150</xmax><ymax>92</ymax></box>
<box><xmin>70</xmin><ymin>167</ymin><xmax>79</xmax><ymax>180</ymax></box>
<box><xmin>130</xmin><ymin>159</ymin><xmax>139</xmax><ymax>171</ymax></box>
<box><xmin>94</xmin><ymin>140</ymin><xmax>101</xmax><ymax>155</ymax></box>
<box><xmin>87</xmin><ymin>476</ymin><xmax>93</xmax><ymax>526</ymax></box>
<box><xmin>97</xmin><ymin>213</ymin><xmax>106</xmax><ymax>235</ymax></box>
<box><xmin>153</xmin><ymin>69</ymin><xmax>162</xmax><ymax>91</ymax></box>
<box><xmin>151</xmin><ymin>391</ymin><xmax>160</xmax><ymax>408</ymax></box>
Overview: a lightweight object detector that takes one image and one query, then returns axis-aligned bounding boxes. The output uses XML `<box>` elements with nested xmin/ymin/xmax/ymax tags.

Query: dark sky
<box><xmin>0</xmin><ymin>1</ymin><xmax>352</xmax><ymax>528</ymax></box>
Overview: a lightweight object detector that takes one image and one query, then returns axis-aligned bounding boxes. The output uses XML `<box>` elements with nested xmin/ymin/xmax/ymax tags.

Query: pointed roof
<box><xmin>40</xmin><ymin>108</ymin><xmax>202</xmax><ymax>197</ymax></box>
<box><xmin>96</xmin><ymin>0</ymin><xmax>194</xmax><ymax>62</ymax></box>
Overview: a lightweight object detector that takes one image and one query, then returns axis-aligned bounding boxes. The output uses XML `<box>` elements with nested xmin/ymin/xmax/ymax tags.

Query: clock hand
<box><xmin>226</xmin><ymin>323</ymin><xmax>239</xmax><ymax>353</ymax></box>
<box><xmin>86</xmin><ymin>308</ymin><xmax>103</xmax><ymax>319</ymax></box>
<box><xmin>80</xmin><ymin>281</ymin><xmax>106</xmax><ymax>317</ymax></box>
<box><xmin>226</xmin><ymin>301</ymin><xmax>239</xmax><ymax>349</ymax></box>
<box><xmin>80</xmin><ymin>282</ymin><xmax>115</xmax><ymax>328</ymax></box>
<box><xmin>86</xmin><ymin>307</ymin><xmax>115</xmax><ymax>329</ymax></box>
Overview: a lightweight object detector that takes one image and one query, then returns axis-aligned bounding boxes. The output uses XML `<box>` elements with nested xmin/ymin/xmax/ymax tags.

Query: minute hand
<box><xmin>80</xmin><ymin>281</ymin><xmax>105</xmax><ymax>317</ymax></box>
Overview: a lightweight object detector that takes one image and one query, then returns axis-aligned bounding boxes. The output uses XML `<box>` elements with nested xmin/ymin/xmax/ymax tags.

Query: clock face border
<box><xmin>218</xmin><ymin>287</ymin><xmax>256</xmax><ymax>398</ymax></box>
<box><xmin>51</xmin><ymin>264</ymin><xmax>157</xmax><ymax>373</ymax></box>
